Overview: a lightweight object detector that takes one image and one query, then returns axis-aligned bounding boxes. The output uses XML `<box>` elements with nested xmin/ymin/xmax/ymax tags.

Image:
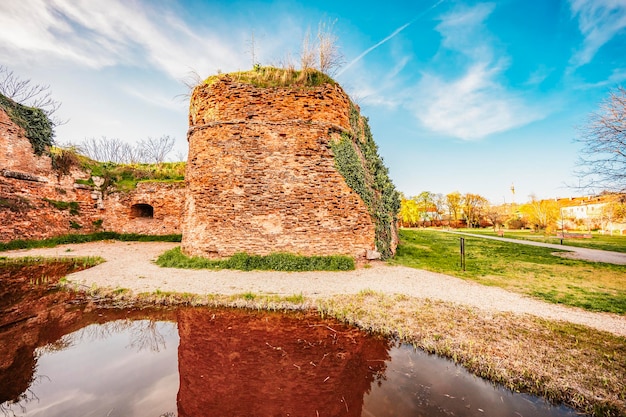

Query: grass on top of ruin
<box><xmin>51</xmin><ymin>146</ymin><xmax>185</xmax><ymax>192</ymax></box>
<box><xmin>156</xmin><ymin>246</ymin><xmax>355</xmax><ymax>272</ymax></box>
<box><xmin>205</xmin><ymin>66</ymin><xmax>336</xmax><ymax>89</ymax></box>
<box><xmin>456</xmin><ymin>227</ymin><xmax>626</xmax><ymax>253</ymax></box>
<box><xmin>392</xmin><ymin>229</ymin><xmax>626</xmax><ymax>314</ymax></box>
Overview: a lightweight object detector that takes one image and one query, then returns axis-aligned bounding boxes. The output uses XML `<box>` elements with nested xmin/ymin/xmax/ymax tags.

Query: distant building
<box><xmin>558</xmin><ymin>194</ymin><xmax>626</xmax><ymax>234</ymax></box>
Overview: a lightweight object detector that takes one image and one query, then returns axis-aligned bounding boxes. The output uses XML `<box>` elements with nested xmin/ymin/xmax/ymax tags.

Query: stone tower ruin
<box><xmin>182</xmin><ymin>70</ymin><xmax>397</xmax><ymax>259</ymax></box>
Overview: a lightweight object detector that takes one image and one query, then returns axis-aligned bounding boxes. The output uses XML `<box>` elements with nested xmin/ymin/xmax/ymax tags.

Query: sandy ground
<box><xmin>4</xmin><ymin>240</ymin><xmax>625</xmax><ymax>337</ymax></box>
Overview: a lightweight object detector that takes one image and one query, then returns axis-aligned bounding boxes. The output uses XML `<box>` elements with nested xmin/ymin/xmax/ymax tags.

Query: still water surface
<box><xmin>1</xmin><ymin>303</ymin><xmax>583</xmax><ymax>417</ymax></box>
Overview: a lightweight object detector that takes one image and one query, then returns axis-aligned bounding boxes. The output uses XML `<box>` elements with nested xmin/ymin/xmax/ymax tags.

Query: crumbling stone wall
<box><xmin>103</xmin><ymin>181</ymin><xmax>185</xmax><ymax>235</ymax></box>
<box><xmin>0</xmin><ymin>101</ymin><xmax>52</xmax><ymax>176</ymax></box>
<box><xmin>182</xmin><ymin>76</ymin><xmax>377</xmax><ymax>258</ymax></box>
<box><xmin>0</xmin><ymin>107</ymin><xmax>98</xmax><ymax>241</ymax></box>
<box><xmin>0</xmin><ymin>107</ymin><xmax>184</xmax><ymax>242</ymax></box>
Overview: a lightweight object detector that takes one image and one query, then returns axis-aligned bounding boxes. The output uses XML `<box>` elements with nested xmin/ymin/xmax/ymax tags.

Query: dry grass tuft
<box><xmin>204</xmin><ymin>66</ymin><xmax>336</xmax><ymax>89</ymax></box>
<box><xmin>64</xmin><ymin>284</ymin><xmax>625</xmax><ymax>417</ymax></box>
<box><xmin>318</xmin><ymin>292</ymin><xmax>626</xmax><ymax>417</ymax></box>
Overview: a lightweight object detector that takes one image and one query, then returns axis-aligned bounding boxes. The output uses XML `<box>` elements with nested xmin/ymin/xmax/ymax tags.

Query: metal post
<box><xmin>460</xmin><ymin>237</ymin><xmax>465</xmax><ymax>271</ymax></box>
<box><xmin>560</xmin><ymin>207</ymin><xmax>565</xmax><ymax>245</ymax></box>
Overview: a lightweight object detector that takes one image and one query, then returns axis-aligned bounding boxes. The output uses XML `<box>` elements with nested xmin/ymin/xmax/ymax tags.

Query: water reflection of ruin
<box><xmin>2</xmin><ymin>263</ymin><xmax>392</xmax><ymax>416</ymax></box>
<box><xmin>176</xmin><ymin>308</ymin><xmax>391</xmax><ymax>417</ymax></box>
<box><xmin>0</xmin><ymin>262</ymin><xmax>176</xmax><ymax>410</ymax></box>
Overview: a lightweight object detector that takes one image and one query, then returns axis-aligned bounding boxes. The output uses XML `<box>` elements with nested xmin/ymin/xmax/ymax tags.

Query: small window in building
<box><xmin>130</xmin><ymin>203</ymin><xmax>154</xmax><ymax>218</ymax></box>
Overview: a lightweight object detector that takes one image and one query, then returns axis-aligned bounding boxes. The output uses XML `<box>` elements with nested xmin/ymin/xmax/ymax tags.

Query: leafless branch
<box><xmin>317</xmin><ymin>19</ymin><xmax>344</xmax><ymax>76</ymax></box>
<box><xmin>575</xmin><ymin>86</ymin><xmax>626</xmax><ymax>193</ymax></box>
<box><xmin>138</xmin><ymin>135</ymin><xmax>175</xmax><ymax>164</ymax></box>
<box><xmin>0</xmin><ymin>65</ymin><xmax>67</xmax><ymax>126</ymax></box>
<box><xmin>300</xmin><ymin>27</ymin><xmax>316</xmax><ymax>71</ymax></box>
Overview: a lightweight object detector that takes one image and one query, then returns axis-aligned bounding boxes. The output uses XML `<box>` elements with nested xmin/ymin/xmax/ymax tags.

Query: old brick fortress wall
<box><xmin>0</xmin><ymin>106</ymin><xmax>184</xmax><ymax>242</ymax></box>
<box><xmin>182</xmin><ymin>76</ymin><xmax>376</xmax><ymax>258</ymax></box>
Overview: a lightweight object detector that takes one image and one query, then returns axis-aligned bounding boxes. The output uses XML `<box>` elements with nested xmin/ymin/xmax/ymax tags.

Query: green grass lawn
<box><xmin>0</xmin><ymin>232</ymin><xmax>182</xmax><ymax>252</ymax></box>
<box><xmin>392</xmin><ymin>229</ymin><xmax>626</xmax><ymax>314</ymax></box>
<box><xmin>456</xmin><ymin>228</ymin><xmax>626</xmax><ymax>253</ymax></box>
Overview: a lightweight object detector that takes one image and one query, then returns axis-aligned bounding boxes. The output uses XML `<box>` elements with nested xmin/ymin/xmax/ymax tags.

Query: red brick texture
<box><xmin>182</xmin><ymin>77</ymin><xmax>376</xmax><ymax>258</ymax></box>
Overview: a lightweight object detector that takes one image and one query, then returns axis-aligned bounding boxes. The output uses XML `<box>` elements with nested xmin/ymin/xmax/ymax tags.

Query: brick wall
<box><xmin>0</xmin><ymin>109</ymin><xmax>52</xmax><ymax>176</ymax></box>
<box><xmin>103</xmin><ymin>181</ymin><xmax>185</xmax><ymax>235</ymax></box>
<box><xmin>0</xmin><ymin>107</ymin><xmax>184</xmax><ymax>242</ymax></box>
<box><xmin>182</xmin><ymin>77</ymin><xmax>376</xmax><ymax>258</ymax></box>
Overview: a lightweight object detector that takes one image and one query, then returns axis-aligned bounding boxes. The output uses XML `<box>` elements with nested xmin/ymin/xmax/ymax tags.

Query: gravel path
<box><xmin>4</xmin><ymin>241</ymin><xmax>625</xmax><ymax>337</ymax></box>
<box><xmin>444</xmin><ymin>230</ymin><xmax>626</xmax><ymax>265</ymax></box>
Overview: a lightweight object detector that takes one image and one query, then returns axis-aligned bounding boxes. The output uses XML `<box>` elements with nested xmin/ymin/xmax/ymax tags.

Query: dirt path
<box><xmin>443</xmin><ymin>230</ymin><xmax>626</xmax><ymax>265</ymax></box>
<box><xmin>4</xmin><ymin>241</ymin><xmax>625</xmax><ymax>337</ymax></box>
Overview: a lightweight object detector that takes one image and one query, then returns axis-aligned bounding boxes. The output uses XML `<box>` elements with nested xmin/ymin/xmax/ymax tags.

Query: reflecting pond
<box><xmin>1</xmin><ymin>264</ymin><xmax>585</xmax><ymax>417</ymax></box>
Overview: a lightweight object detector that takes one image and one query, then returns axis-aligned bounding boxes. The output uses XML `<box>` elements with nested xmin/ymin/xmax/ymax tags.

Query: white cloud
<box><xmin>342</xmin><ymin>55</ymin><xmax>411</xmax><ymax>109</ymax></box>
<box><xmin>573</xmin><ymin>68</ymin><xmax>626</xmax><ymax>89</ymax></box>
<box><xmin>435</xmin><ymin>2</ymin><xmax>496</xmax><ymax>61</ymax></box>
<box><xmin>415</xmin><ymin>63</ymin><xmax>542</xmax><ymax>140</ymax></box>
<box><xmin>568</xmin><ymin>0</ymin><xmax>626</xmax><ymax>69</ymax></box>
<box><xmin>411</xmin><ymin>3</ymin><xmax>544</xmax><ymax>140</ymax></box>
<box><xmin>0</xmin><ymin>0</ymin><xmax>245</xmax><ymax>79</ymax></box>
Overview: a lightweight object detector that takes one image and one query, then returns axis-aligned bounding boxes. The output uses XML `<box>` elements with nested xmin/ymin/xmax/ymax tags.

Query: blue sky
<box><xmin>1</xmin><ymin>0</ymin><xmax>625</xmax><ymax>203</ymax></box>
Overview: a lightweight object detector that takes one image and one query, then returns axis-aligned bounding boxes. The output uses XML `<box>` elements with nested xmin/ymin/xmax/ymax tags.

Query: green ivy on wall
<box><xmin>0</xmin><ymin>93</ymin><xmax>53</xmax><ymax>155</ymax></box>
<box><xmin>330</xmin><ymin>103</ymin><xmax>400</xmax><ymax>259</ymax></box>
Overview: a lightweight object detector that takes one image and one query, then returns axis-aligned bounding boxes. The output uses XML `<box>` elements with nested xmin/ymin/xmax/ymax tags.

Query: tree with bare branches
<box><xmin>299</xmin><ymin>20</ymin><xmax>344</xmax><ymax>75</ymax></box>
<box><xmin>0</xmin><ymin>65</ymin><xmax>65</xmax><ymax>127</ymax></box>
<box><xmin>317</xmin><ymin>19</ymin><xmax>344</xmax><ymax>76</ymax></box>
<box><xmin>78</xmin><ymin>137</ymin><xmax>137</xmax><ymax>163</ymax></box>
<box><xmin>575</xmin><ymin>86</ymin><xmax>626</xmax><ymax>193</ymax></box>
<box><xmin>138</xmin><ymin>135</ymin><xmax>175</xmax><ymax>164</ymax></box>
<box><xmin>300</xmin><ymin>27</ymin><xmax>316</xmax><ymax>71</ymax></box>
<box><xmin>78</xmin><ymin>135</ymin><xmax>175</xmax><ymax>164</ymax></box>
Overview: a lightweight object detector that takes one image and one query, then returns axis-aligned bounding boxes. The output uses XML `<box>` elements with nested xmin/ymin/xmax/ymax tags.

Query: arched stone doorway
<box><xmin>130</xmin><ymin>203</ymin><xmax>154</xmax><ymax>218</ymax></box>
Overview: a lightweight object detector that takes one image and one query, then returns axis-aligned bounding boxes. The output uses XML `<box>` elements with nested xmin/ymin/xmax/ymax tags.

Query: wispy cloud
<box><xmin>415</xmin><ymin>63</ymin><xmax>542</xmax><ymax>139</ymax></box>
<box><xmin>435</xmin><ymin>2</ymin><xmax>495</xmax><ymax>60</ymax></box>
<box><xmin>573</xmin><ymin>68</ymin><xmax>626</xmax><ymax>89</ymax></box>
<box><xmin>122</xmin><ymin>86</ymin><xmax>186</xmax><ymax>112</ymax></box>
<box><xmin>0</xmin><ymin>0</ymin><xmax>245</xmax><ymax>79</ymax></box>
<box><xmin>568</xmin><ymin>0</ymin><xmax>626</xmax><ymax>70</ymax></box>
<box><xmin>337</xmin><ymin>0</ymin><xmax>444</xmax><ymax>77</ymax></box>
<box><xmin>344</xmin><ymin>54</ymin><xmax>411</xmax><ymax>108</ymax></box>
<box><xmin>411</xmin><ymin>3</ymin><xmax>544</xmax><ymax>140</ymax></box>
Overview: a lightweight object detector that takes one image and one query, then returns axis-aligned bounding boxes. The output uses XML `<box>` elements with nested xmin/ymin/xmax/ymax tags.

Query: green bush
<box><xmin>156</xmin><ymin>247</ymin><xmax>355</xmax><ymax>272</ymax></box>
<box><xmin>80</xmin><ymin>159</ymin><xmax>186</xmax><ymax>192</ymax></box>
<box><xmin>43</xmin><ymin>198</ymin><xmax>80</xmax><ymax>215</ymax></box>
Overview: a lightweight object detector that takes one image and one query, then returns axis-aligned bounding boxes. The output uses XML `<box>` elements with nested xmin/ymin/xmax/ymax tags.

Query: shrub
<box><xmin>43</xmin><ymin>198</ymin><xmax>80</xmax><ymax>215</ymax></box>
<box><xmin>69</xmin><ymin>220</ymin><xmax>82</xmax><ymax>229</ymax></box>
<box><xmin>156</xmin><ymin>247</ymin><xmax>355</xmax><ymax>272</ymax></box>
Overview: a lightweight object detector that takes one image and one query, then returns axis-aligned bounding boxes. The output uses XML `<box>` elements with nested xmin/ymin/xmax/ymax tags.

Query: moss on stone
<box><xmin>0</xmin><ymin>93</ymin><xmax>53</xmax><ymax>155</ymax></box>
<box><xmin>331</xmin><ymin>103</ymin><xmax>400</xmax><ymax>259</ymax></box>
